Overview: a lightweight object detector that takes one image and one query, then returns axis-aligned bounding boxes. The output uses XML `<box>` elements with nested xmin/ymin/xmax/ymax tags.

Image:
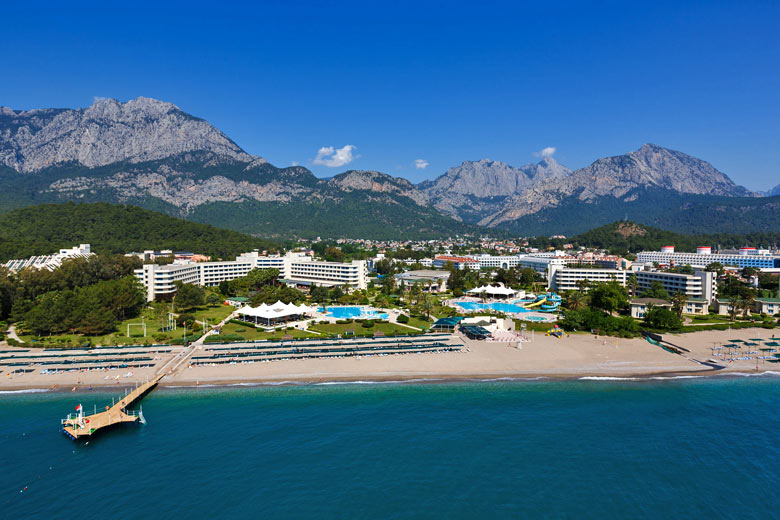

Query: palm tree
<box><xmin>420</xmin><ymin>293</ymin><xmax>435</xmax><ymax>321</ymax></box>
<box><xmin>670</xmin><ymin>291</ymin><xmax>687</xmax><ymax>319</ymax></box>
<box><xmin>627</xmin><ymin>274</ymin><xmax>638</xmax><ymax>298</ymax></box>
<box><xmin>566</xmin><ymin>291</ymin><xmax>587</xmax><ymax>311</ymax></box>
<box><xmin>576</xmin><ymin>278</ymin><xmax>591</xmax><ymax>293</ymax></box>
<box><xmin>728</xmin><ymin>296</ymin><xmax>740</xmax><ymax>322</ymax></box>
<box><xmin>740</xmin><ymin>293</ymin><xmax>756</xmax><ymax>319</ymax></box>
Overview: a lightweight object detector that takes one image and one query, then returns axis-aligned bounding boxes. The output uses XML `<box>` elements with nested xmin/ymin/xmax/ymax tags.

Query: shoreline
<box><xmin>3</xmin><ymin>366</ymin><xmax>779</xmax><ymax>393</ymax></box>
<box><xmin>3</xmin><ymin>327</ymin><xmax>779</xmax><ymax>392</ymax></box>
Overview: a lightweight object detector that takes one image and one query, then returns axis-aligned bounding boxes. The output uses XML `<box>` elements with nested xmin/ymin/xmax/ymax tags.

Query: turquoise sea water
<box><xmin>3</xmin><ymin>377</ymin><xmax>780</xmax><ymax>518</ymax></box>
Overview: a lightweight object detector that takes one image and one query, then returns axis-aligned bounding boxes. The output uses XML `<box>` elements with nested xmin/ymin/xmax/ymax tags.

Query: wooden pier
<box><xmin>61</xmin><ymin>374</ymin><xmax>164</xmax><ymax>440</ymax></box>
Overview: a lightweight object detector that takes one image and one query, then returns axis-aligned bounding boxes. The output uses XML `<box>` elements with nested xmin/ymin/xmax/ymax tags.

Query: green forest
<box><xmin>0</xmin><ymin>202</ymin><xmax>280</xmax><ymax>261</ymax></box>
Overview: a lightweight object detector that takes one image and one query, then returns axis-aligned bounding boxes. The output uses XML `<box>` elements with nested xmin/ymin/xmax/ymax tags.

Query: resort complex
<box><xmin>135</xmin><ymin>251</ymin><xmax>368</xmax><ymax>301</ymax></box>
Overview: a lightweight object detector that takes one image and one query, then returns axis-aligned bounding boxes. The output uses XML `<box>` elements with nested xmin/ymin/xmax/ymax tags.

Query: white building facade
<box><xmin>135</xmin><ymin>251</ymin><xmax>367</xmax><ymax>301</ymax></box>
<box><xmin>3</xmin><ymin>244</ymin><xmax>93</xmax><ymax>272</ymax></box>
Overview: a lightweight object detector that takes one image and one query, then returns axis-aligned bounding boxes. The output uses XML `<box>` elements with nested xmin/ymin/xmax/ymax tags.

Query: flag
<box><xmin>75</xmin><ymin>404</ymin><xmax>82</xmax><ymax>412</ymax></box>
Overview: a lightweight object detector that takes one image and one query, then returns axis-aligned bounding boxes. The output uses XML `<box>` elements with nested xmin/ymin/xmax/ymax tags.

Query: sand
<box><xmin>2</xmin><ymin>327</ymin><xmax>778</xmax><ymax>391</ymax></box>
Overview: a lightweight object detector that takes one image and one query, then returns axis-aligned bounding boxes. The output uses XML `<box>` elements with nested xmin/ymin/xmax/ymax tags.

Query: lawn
<box><xmin>190</xmin><ymin>304</ymin><xmax>235</xmax><ymax>323</ymax></box>
<box><xmin>16</xmin><ymin>305</ymin><xmax>221</xmax><ymax>348</ymax></box>
<box><xmin>407</xmin><ymin>316</ymin><xmax>433</xmax><ymax>329</ymax></box>
<box><xmin>218</xmin><ymin>322</ymin><xmax>317</xmax><ymax>341</ymax></box>
<box><xmin>308</xmin><ymin>321</ymin><xmax>422</xmax><ymax>338</ymax></box>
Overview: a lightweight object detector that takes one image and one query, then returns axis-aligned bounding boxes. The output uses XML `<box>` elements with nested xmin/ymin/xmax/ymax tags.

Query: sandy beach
<box><xmin>2</xmin><ymin>327</ymin><xmax>778</xmax><ymax>391</ymax></box>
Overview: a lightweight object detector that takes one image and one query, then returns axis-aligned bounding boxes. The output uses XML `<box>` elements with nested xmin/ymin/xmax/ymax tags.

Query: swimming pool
<box><xmin>318</xmin><ymin>306</ymin><xmax>389</xmax><ymax>320</ymax></box>
<box><xmin>456</xmin><ymin>302</ymin><xmax>531</xmax><ymax>314</ymax></box>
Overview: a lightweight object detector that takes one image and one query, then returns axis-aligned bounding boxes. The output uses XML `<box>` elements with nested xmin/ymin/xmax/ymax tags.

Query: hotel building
<box><xmin>135</xmin><ymin>251</ymin><xmax>367</xmax><ymax>301</ymax></box>
<box><xmin>637</xmin><ymin>246</ymin><xmax>780</xmax><ymax>270</ymax></box>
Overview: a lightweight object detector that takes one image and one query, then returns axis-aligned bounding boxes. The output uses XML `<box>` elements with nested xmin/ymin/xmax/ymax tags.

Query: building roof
<box><xmin>432</xmin><ymin>317</ymin><xmax>464</xmax><ymax>327</ymax></box>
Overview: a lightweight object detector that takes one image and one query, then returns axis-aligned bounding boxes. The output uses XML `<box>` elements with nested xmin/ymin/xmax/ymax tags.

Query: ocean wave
<box><xmin>713</xmin><ymin>371</ymin><xmax>780</xmax><ymax>378</ymax></box>
<box><xmin>0</xmin><ymin>388</ymin><xmax>50</xmax><ymax>394</ymax></box>
<box><xmin>313</xmin><ymin>378</ymin><xmax>441</xmax><ymax>386</ymax></box>
<box><xmin>578</xmin><ymin>376</ymin><xmax>641</xmax><ymax>381</ymax></box>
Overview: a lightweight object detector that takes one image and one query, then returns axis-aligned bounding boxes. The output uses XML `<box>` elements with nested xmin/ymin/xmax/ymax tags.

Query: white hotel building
<box><xmin>548</xmin><ymin>266</ymin><xmax>629</xmax><ymax>292</ymax></box>
<box><xmin>135</xmin><ymin>251</ymin><xmax>367</xmax><ymax>301</ymax></box>
<box><xmin>548</xmin><ymin>265</ymin><xmax>717</xmax><ymax>303</ymax></box>
<box><xmin>3</xmin><ymin>244</ymin><xmax>93</xmax><ymax>272</ymax></box>
<box><xmin>637</xmin><ymin>246</ymin><xmax>780</xmax><ymax>271</ymax></box>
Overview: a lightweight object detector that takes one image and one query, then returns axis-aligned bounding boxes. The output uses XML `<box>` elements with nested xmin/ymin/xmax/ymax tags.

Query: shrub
<box><xmin>7</xmin><ymin>338</ymin><xmax>19</xmax><ymax>346</ymax></box>
<box><xmin>153</xmin><ymin>333</ymin><xmax>168</xmax><ymax>342</ymax></box>
<box><xmin>361</xmin><ymin>320</ymin><xmax>374</xmax><ymax>328</ymax></box>
<box><xmin>230</xmin><ymin>318</ymin><xmax>257</xmax><ymax>328</ymax></box>
<box><xmin>397</xmin><ymin>314</ymin><xmax>410</xmax><ymax>324</ymax></box>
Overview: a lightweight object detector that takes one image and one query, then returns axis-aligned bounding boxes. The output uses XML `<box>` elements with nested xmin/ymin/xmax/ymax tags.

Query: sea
<box><xmin>2</xmin><ymin>375</ymin><xmax>780</xmax><ymax>519</ymax></box>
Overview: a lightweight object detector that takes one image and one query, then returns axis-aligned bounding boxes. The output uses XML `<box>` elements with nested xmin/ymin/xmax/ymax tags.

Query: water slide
<box><xmin>524</xmin><ymin>298</ymin><xmax>547</xmax><ymax>309</ymax></box>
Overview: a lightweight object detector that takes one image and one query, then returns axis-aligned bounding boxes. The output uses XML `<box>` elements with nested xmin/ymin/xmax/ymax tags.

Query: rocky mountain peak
<box><xmin>0</xmin><ymin>97</ymin><xmax>255</xmax><ymax>172</ymax></box>
<box><xmin>329</xmin><ymin>170</ymin><xmax>427</xmax><ymax>205</ymax></box>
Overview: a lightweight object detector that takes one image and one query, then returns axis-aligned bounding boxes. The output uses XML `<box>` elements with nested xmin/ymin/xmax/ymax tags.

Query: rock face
<box><xmin>329</xmin><ymin>170</ymin><xmax>428</xmax><ymax>205</ymax></box>
<box><xmin>419</xmin><ymin>157</ymin><xmax>572</xmax><ymax>222</ymax></box>
<box><xmin>480</xmin><ymin>144</ymin><xmax>753</xmax><ymax>227</ymax></box>
<box><xmin>765</xmin><ymin>183</ymin><xmax>780</xmax><ymax>197</ymax></box>
<box><xmin>0</xmin><ymin>97</ymin><xmax>758</xmax><ymax>237</ymax></box>
<box><xmin>0</xmin><ymin>97</ymin><xmax>254</xmax><ymax>172</ymax></box>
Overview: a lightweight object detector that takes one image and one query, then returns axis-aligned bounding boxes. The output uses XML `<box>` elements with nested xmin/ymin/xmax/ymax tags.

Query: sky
<box><xmin>1</xmin><ymin>1</ymin><xmax>779</xmax><ymax>190</ymax></box>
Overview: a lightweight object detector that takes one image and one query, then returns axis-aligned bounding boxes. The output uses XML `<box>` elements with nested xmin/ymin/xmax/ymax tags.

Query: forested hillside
<box><xmin>539</xmin><ymin>221</ymin><xmax>780</xmax><ymax>254</ymax></box>
<box><xmin>0</xmin><ymin>202</ymin><xmax>279</xmax><ymax>261</ymax></box>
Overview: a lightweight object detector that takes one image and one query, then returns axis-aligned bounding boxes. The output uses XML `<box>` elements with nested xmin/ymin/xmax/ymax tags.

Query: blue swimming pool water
<box><xmin>318</xmin><ymin>306</ymin><xmax>389</xmax><ymax>320</ymax></box>
<box><xmin>457</xmin><ymin>302</ymin><xmax>531</xmax><ymax>314</ymax></box>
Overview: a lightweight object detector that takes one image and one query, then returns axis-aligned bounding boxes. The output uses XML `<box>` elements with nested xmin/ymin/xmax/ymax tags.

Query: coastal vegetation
<box><xmin>0</xmin><ymin>202</ymin><xmax>279</xmax><ymax>262</ymax></box>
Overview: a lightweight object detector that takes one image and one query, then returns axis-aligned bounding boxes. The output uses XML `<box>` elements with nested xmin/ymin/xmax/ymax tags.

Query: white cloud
<box><xmin>534</xmin><ymin>146</ymin><xmax>556</xmax><ymax>158</ymax></box>
<box><xmin>313</xmin><ymin>145</ymin><xmax>357</xmax><ymax>167</ymax></box>
<box><xmin>414</xmin><ymin>159</ymin><xmax>429</xmax><ymax>169</ymax></box>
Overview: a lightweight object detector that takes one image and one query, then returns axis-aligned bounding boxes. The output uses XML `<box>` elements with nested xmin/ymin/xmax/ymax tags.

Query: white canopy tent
<box><xmin>467</xmin><ymin>283</ymin><xmax>516</xmax><ymax>299</ymax></box>
<box><xmin>237</xmin><ymin>300</ymin><xmax>314</xmax><ymax>326</ymax></box>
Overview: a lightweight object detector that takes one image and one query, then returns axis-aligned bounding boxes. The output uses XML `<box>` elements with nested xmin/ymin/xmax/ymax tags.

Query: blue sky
<box><xmin>1</xmin><ymin>1</ymin><xmax>778</xmax><ymax>189</ymax></box>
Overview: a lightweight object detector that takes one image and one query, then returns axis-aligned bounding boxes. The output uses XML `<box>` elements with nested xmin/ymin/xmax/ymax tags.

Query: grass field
<box><xmin>308</xmin><ymin>321</ymin><xmax>422</xmax><ymax>338</ymax></box>
<box><xmin>218</xmin><ymin>322</ymin><xmax>318</xmax><ymax>341</ymax></box>
<box><xmin>16</xmin><ymin>304</ymin><xmax>235</xmax><ymax>348</ymax></box>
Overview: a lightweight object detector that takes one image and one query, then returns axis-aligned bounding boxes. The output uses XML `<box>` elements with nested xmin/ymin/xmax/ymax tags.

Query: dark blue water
<box><xmin>3</xmin><ymin>377</ymin><xmax>780</xmax><ymax>519</ymax></box>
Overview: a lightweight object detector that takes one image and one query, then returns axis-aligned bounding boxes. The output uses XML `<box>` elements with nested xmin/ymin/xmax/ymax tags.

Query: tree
<box><xmin>576</xmin><ymin>278</ymin><xmax>591</xmax><ymax>293</ymax></box>
<box><xmin>310</xmin><ymin>284</ymin><xmax>330</xmax><ymax>303</ymax></box>
<box><xmin>588</xmin><ymin>281</ymin><xmax>629</xmax><ymax>314</ymax></box>
<box><xmin>565</xmin><ymin>290</ymin><xmax>587</xmax><ymax>311</ymax></box>
<box><xmin>705</xmin><ymin>262</ymin><xmax>724</xmax><ymax>276</ymax></box>
<box><xmin>670</xmin><ymin>291</ymin><xmax>687</xmax><ymax>319</ymax></box>
<box><xmin>627</xmin><ymin>274</ymin><xmax>638</xmax><ymax>298</ymax></box>
<box><xmin>725</xmin><ymin>296</ymin><xmax>739</xmax><ymax>321</ymax></box>
<box><xmin>174</xmin><ymin>282</ymin><xmax>205</xmax><ymax>311</ymax></box>
<box><xmin>329</xmin><ymin>286</ymin><xmax>344</xmax><ymax>301</ymax></box>
<box><xmin>419</xmin><ymin>293</ymin><xmax>434</xmax><ymax>320</ymax></box>
<box><xmin>641</xmin><ymin>281</ymin><xmax>670</xmax><ymax>300</ymax></box>
<box><xmin>643</xmin><ymin>305</ymin><xmax>682</xmax><ymax>331</ymax></box>
<box><xmin>323</xmin><ymin>247</ymin><xmax>346</xmax><ymax>263</ymax></box>
<box><xmin>739</xmin><ymin>293</ymin><xmax>755</xmax><ymax>319</ymax></box>
<box><xmin>206</xmin><ymin>293</ymin><xmax>221</xmax><ymax>306</ymax></box>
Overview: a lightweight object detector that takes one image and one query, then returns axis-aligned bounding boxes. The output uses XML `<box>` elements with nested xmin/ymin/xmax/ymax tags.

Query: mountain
<box><xmin>0</xmin><ymin>97</ymin><xmax>253</xmax><ymax>172</ymax></box>
<box><xmin>764</xmin><ymin>183</ymin><xmax>780</xmax><ymax>197</ymax></box>
<box><xmin>0</xmin><ymin>98</ymin><xmax>475</xmax><ymax>239</ymax></box>
<box><xmin>419</xmin><ymin>157</ymin><xmax>571</xmax><ymax>223</ymax></box>
<box><xmin>0</xmin><ymin>202</ymin><xmax>278</xmax><ymax>262</ymax></box>
<box><xmin>0</xmin><ymin>97</ymin><xmax>770</xmax><ymax>238</ymax></box>
<box><xmin>479</xmin><ymin>143</ymin><xmax>753</xmax><ymax>228</ymax></box>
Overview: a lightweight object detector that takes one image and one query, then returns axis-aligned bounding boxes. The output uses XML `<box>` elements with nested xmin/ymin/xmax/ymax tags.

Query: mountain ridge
<box><xmin>0</xmin><ymin>97</ymin><xmax>769</xmax><ymax>238</ymax></box>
